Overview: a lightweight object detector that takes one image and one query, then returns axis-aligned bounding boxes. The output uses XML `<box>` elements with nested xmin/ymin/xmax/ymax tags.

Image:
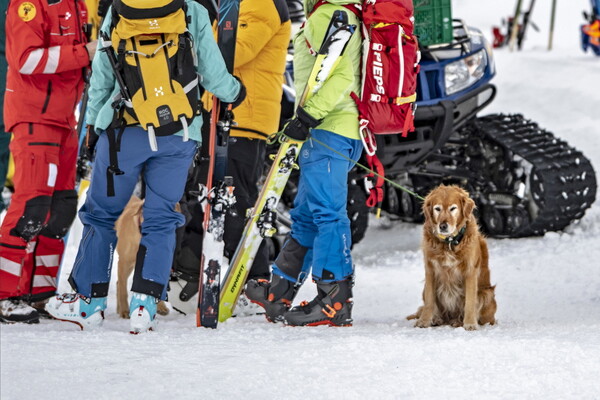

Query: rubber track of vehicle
<box><xmin>472</xmin><ymin>114</ymin><xmax>597</xmax><ymax>236</ymax></box>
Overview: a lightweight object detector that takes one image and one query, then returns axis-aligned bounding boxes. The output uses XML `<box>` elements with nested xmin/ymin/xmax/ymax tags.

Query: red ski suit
<box><xmin>0</xmin><ymin>0</ymin><xmax>89</xmax><ymax>301</ymax></box>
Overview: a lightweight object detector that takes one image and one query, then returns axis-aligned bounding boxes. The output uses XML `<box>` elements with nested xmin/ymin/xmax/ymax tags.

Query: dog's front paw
<box><xmin>463</xmin><ymin>322</ymin><xmax>479</xmax><ymax>331</ymax></box>
<box><xmin>449</xmin><ymin>319</ymin><xmax>462</xmax><ymax>328</ymax></box>
<box><xmin>415</xmin><ymin>318</ymin><xmax>433</xmax><ymax>328</ymax></box>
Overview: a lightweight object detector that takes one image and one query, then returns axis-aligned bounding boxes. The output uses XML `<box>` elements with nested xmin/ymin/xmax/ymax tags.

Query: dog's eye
<box><xmin>434</xmin><ymin>206</ymin><xmax>441</xmax><ymax>212</ymax></box>
<box><xmin>450</xmin><ymin>206</ymin><xmax>457</xmax><ymax>212</ymax></box>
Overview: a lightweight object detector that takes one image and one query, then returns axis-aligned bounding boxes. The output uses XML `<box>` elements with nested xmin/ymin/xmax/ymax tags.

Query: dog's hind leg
<box><xmin>116</xmin><ymin>258</ymin><xmax>134</xmax><ymax>319</ymax></box>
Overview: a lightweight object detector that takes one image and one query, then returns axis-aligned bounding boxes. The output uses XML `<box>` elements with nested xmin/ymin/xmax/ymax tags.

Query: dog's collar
<box><xmin>436</xmin><ymin>224</ymin><xmax>467</xmax><ymax>249</ymax></box>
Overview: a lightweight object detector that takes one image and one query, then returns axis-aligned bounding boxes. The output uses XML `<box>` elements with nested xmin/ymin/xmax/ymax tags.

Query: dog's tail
<box><xmin>406</xmin><ymin>306</ymin><xmax>423</xmax><ymax>320</ymax></box>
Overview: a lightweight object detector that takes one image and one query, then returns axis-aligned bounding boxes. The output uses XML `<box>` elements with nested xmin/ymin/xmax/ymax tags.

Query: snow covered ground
<box><xmin>2</xmin><ymin>1</ymin><xmax>600</xmax><ymax>399</ymax></box>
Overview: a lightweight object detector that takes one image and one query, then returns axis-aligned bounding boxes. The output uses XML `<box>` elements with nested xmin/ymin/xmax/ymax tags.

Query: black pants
<box><xmin>172</xmin><ymin>135</ymin><xmax>270</xmax><ymax>282</ymax></box>
<box><xmin>223</xmin><ymin>137</ymin><xmax>269</xmax><ymax>279</ymax></box>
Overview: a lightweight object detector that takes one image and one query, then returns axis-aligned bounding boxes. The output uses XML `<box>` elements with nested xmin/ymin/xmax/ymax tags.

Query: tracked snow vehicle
<box><xmin>374</xmin><ymin>20</ymin><xmax>596</xmax><ymax>237</ymax></box>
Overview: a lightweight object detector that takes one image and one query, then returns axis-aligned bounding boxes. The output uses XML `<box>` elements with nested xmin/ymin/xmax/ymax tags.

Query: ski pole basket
<box><xmin>414</xmin><ymin>0</ymin><xmax>453</xmax><ymax>47</ymax></box>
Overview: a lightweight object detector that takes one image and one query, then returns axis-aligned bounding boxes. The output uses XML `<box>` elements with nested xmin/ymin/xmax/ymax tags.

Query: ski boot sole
<box><xmin>0</xmin><ymin>315</ymin><xmax>40</xmax><ymax>324</ymax></box>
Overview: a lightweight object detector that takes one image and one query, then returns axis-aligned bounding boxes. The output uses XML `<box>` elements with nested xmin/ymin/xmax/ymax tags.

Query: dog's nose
<box><xmin>439</xmin><ymin>222</ymin><xmax>448</xmax><ymax>232</ymax></box>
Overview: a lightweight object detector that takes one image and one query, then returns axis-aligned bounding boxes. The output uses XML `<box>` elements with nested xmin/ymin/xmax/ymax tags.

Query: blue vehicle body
<box><xmin>416</xmin><ymin>26</ymin><xmax>495</xmax><ymax>106</ymax></box>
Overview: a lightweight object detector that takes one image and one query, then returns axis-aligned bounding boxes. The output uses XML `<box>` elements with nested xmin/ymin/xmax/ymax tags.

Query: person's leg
<box><xmin>223</xmin><ymin>137</ymin><xmax>270</xmax><ymax>280</ymax></box>
<box><xmin>245</xmin><ymin>140</ymin><xmax>317</xmax><ymax>321</ymax></box>
<box><xmin>132</xmin><ymin>134</ymin><xmax>197</xmax><ymax>300</ymax></box>
<box><xmin>67</xmin><ymin>129</ymin><xmax>143</xmax><ymax>299</ymax></box>
<box><xmin>32</xmin><ymin>127</ymin><xmax>78</xmax><ymax>301</ymax></box>
<box><xmin>294</xmin><ymin>130</ymin><xmax>361</xmax><ymax>282</ymax></box>
<box><xmin>283</xmin><ymin>130</ymin><xmax>362</xmax><ymax>327</ymax></box>
<box><xmin>170</xmin><ymin>116</ymin><xmax>210</xmax><ymax>312</ymax></box>
<box><xmin>0</xmin><ymin>123</ymin><xmax>63</xmax><ymax>300</ymax></box>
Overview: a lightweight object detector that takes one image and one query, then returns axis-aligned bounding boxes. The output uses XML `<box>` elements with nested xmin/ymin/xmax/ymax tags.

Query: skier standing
<box><xmin>0</xmin><ymin>0</ymin><xmax>10</xmax><ymax>214</ymax></box>
<box><xmin>0</xmin><ymin>0</ymin><xmax>95</xmax><ymax>324</ymax></box>
<box><xmin>245</xmin><ymin>0</ymin><xmax>362</xmax><ymax>326</ymax></box>
<box><xmin>46</xmin><ymin>0</ymin><xmax>245</xmax><ymax>333</ymax></box>
<box><xmin>168</xmin><ymin>0</ymin><xmax>291</xmax><ymax>314</ymax></box>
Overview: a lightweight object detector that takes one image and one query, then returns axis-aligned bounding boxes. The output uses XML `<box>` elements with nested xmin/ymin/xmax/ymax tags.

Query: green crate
<box><xmin>414</xmin><ymin>0</ymin><xmax>453</xmax><ymax>47</ymax></box>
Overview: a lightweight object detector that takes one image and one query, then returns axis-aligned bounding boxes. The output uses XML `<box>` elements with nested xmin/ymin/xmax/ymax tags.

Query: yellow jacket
<box><xmin>230</xmin><ymin>0</ymin><xmax>291</xmax><ymax>140</ymax></box>
<box><xmin>85</xmin><ymin>0</ymin><xmax>101</xmax><ymax>39</ymax></box>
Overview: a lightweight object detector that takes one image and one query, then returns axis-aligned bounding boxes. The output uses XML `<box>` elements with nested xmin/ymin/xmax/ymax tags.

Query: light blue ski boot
<box><xmin>129</xmin><ymin>292</ymin><xmax>158</xmax><ymax>334</ymax></box>
<box><xmin>46</xmin><ymin>293</ymin><xmax>107</xmax><ymax>330</ymax></box>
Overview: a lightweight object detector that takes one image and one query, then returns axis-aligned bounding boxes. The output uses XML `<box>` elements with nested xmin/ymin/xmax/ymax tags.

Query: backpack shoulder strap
<box><xmin>310</xmin><ymin>0</ymin><xmax>361</xmax><ymax>19</ymax></box>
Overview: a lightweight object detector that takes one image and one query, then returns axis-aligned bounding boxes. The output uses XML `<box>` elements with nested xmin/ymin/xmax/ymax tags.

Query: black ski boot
<box><xmin>284</xmin><ymin>278</ymin><xmax>353</xmax><ymax>327</ymax></box>
<box><xmin>0</xmin><ymin>298</ymin><xmax>40</xmax><ymax>324</ymax></box>
<box><xmin>245</xmin><ymin>274</ymin><xmax>298</xmax><ymax>323</ymax></box>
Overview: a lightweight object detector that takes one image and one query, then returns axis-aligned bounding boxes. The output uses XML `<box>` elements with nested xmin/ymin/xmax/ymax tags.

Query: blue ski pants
<box><xmin>273</xmin><ymin>129</ymin><xmax>362</xmax><ymax>283</ymax></box>
<box><xmin>69</xmin><ymin>127</ymin><xmax>197</xmax><ymax>300</ymax></box>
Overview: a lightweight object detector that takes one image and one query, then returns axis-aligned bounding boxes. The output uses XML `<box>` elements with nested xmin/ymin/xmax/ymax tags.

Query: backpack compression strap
<box><xmin>113</xmin><ymin>0</ymin><xmax>185</xmax><ymax>19</ymax></box>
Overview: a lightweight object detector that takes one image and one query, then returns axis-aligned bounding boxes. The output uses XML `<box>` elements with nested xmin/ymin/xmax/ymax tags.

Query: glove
<box><xmin>281</xmin><ymin>107</ymin><xmax>320</xmax><ymax>142</ymax></box>
<box><xmin>230</xmin><ymin>76</ymin><xmax>246</xmax><ymax>109</ymax></box>
<box><xmin>218</xmin><ymin>103</ymin><xmax>234</xmax><ymax>123</ymax></box>
<box><xmin>218</xmin><ymin>77</ymin><xmax>245</xmax><ymax>121</ymax></box>
<box><xmin>84</xmin><ymin>125</ymin><xmax>99</xmax><ymax>160</ymax></box>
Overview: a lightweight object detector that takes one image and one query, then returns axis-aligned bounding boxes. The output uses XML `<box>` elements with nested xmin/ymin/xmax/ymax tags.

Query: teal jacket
<box><xmin>293</xmin><ymin>0</ymin><xmax>362</xmax><ymax>140</ymax></box>
<box><xmin>87</xmin><ymin>0</ymin><xmax>241</xmax><ymax>143</ymax></box>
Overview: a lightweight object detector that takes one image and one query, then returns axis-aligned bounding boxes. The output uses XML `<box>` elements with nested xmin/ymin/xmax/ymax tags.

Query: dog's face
<box><xmin>423</xmin><ymin>185</ymin><xmax>475</xmax><ymax>236</ymax></box>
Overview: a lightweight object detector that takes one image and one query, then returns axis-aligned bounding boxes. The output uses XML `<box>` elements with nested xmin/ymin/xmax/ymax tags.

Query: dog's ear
<box><xmin>462</xmin><ymin>194</ymin><xmax>476</xmax><ymax>219</ymax></box>
<box><xmin>422</xmin><ymin>195</ymin><xmax>432</xmax><ymax>221</ymax></box>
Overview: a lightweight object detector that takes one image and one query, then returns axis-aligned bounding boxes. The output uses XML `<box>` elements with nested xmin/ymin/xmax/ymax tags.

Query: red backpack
<box><xmin>311</xmin><ymin>0</ymin><xmax>420</xmax><ymax>209</ymax></box>
<box><xmin>352</xmin><ymin>1</ymin><xmax>420</xmax><ymax>211</ymax></box>
<box><xmin>352</xmin><ymin>0</ymin><xmax>419</xmax><ymax>147</ymax></box>
<box><xmin>310</xmin><ymin>1</ymin><xmax>419</xmax><ymax>145</ymax></box>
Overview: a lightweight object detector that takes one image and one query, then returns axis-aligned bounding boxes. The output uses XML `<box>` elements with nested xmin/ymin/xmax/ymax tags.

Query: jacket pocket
<box><xmin>26</xmin><ymin>142</ymin><xmax>60</xmax><ymax>188</ymax></box>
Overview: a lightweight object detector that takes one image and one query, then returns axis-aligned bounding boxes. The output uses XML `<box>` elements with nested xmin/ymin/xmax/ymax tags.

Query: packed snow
<box><xmin>2</xmin><ymin>1</ymin><xmax>600</xmax><ymax>399</ymax></box>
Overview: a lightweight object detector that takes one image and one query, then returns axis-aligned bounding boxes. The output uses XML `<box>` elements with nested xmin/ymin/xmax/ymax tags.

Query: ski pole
<box><xmin>548</xmin><ymin>0</ymin><xmax>558</xmax><ymax>50</ymax></box>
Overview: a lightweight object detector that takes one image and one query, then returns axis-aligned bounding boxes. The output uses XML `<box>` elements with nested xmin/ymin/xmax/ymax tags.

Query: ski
<box><xmin>517</xmin><ymin>0</ymin><xmax>537</xmax><ymax>50</ymax></box>
<box><xmin>218</xmin><ymin>10</ymin><xmax>356</xmax><ymax>322</ymax></box>
<box><xmin>196</xmin><ymin>0</ymin><xmax>241</xmax><ymax>328</ymax></box>
<box><xmin>508</xmin><ymin>0</ymin><xmax>523</xmax><ymax>51</ymax></box>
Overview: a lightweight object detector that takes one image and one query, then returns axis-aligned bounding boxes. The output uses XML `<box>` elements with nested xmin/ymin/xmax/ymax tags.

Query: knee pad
<box><xmin>39</xmin><ymin>190</ymin><xmax>78</xmax><ymax>239</ymax></box>
<box><xmin>274</xmin><ymin>236</ymin><xmax>308</xmax><ymax>280</ymax></box>
<box><xmin>10</xmin><ymin>195</ymin><xmax>52</xmax><ymax>242</ymax></box>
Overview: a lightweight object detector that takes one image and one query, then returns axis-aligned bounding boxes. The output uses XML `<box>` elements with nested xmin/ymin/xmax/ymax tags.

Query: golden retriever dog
<box><xmin>407</xmin><ymin>185</ymin><xmax>496</xmax><ymax>330</ymax></box>
<box><xmin>115</xmin><ymin>196</ymin><xmax>170</xmax><ymax>318</ymax></box>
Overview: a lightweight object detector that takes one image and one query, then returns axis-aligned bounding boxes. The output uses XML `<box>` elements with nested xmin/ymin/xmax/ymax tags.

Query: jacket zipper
<box><xmin>41</xmin><ymin>81</ymin><xmax>53</xmax><ymax>114</ymax></box>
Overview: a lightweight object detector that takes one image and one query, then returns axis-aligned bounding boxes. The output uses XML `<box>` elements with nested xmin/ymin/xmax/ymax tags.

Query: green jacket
<box><xmin>293</xmin><ymin>0</ymin><xmax>361</xmax><ymax>140</ymax></box>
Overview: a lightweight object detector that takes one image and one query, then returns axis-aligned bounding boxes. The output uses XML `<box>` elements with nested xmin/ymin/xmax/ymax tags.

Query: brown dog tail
<box><xmin>406</xmin><ymin>306</ymin><xmax>423</xmax><ymax>320</ymax></box>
